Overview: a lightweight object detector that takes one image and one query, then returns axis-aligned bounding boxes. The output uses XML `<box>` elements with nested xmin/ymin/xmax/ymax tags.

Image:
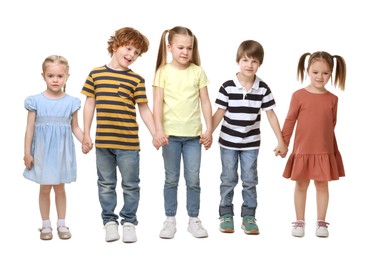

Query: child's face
<box><xmin>167</xmin><ymin>34</ymin><xmax>193</xmax><ymax>68</ymax></box>
<box><xmin>307</xmin><ymin>60</ymin><xmax>331</xmax><ymax>89</ymax></box>
<box><xmin>114</xmin><ymin>44</ymin><xmax>141</xmax><ymax>70</ymax></box>
<box><xmin>42</xmin><ymin>63</ymin><xmax>69</xmax><ymax>94</ymax></box>
<box><xmin>238</xmin><ymin>55</ymin><xmax>260</xmax><ymax>78</ymax></box>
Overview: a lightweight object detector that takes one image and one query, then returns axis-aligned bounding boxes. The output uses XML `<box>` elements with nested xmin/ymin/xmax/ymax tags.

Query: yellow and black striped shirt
<box><xmin>81</xmin><ymin>65</ymin><xmax>148</xmax><ymax>150</ymax></box>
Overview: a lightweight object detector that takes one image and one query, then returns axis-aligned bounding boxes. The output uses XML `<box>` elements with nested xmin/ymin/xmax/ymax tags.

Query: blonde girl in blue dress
<box><xmin>23</xmin><ymin>55</ymin><xmax>90</xmax><ymax>240</ymax></box>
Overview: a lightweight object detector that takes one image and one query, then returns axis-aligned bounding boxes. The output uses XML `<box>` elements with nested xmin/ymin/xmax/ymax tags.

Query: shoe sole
<box><xmin>160</xmin><ymin>235</ymin><xmax>175</xmax><ymax>239</ymax></box>
<box><xmin>106</xmin><ymin>235</ymin><xmax>120</xmax><ymax>242</ymax></box>
<box><xmin>122</xmin><ymin>238</ymin><xmax>137</xmax><ymax>243</ymax></box>
<box><xmin>40</xmin><ymin>234</ymin><xmax>53</xmax><ymax>240</ymax></box>
<box><xmin>220</xmin><ymin>228</ymin><xmax>234</xmax><ymax>233</ymax></box>
<box><xmin>58</xmin><ymin>231</ymin><xmax>72</xmax><ymax>240</ymax></box>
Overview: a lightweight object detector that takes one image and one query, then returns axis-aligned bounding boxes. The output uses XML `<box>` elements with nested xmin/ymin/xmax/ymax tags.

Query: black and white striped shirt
<box><xmin>215</xmin><ymin>74</ymin><xmax>276</xmax><ymax>150</ymax></box>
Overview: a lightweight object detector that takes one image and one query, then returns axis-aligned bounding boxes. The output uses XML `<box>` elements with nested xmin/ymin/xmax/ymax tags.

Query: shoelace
<box><xmin>221</xmin><ymin>216</ymin><xmax>232</xmax><ymax>223</ymax></box>
<box><xmin>292</xmin><ymin>221</ymin><xmax>305</xmax><ymax>228</ymax></box>
<box><xmin>245</xmin><ymin>218</ymin><xmax>257</xmax><ymax>224</ymax></box>
<box><xmin>317</xmin><ymin>221</ymin><xmax>329</xmax><ymax>228</ymax></box>
<box><xmin>163</xmin><ymin>221</ymin><xmax>175</xmax><ymax>228</ymax></box>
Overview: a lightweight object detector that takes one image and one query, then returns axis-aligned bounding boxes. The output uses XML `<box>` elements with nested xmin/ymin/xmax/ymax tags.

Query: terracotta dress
<box><xmin>282</xmin><ymin>88</ymin><xmax>345</xmax><ymax>181</ymax></box>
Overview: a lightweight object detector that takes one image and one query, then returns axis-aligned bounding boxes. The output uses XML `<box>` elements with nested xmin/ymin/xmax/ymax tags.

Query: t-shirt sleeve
<box><xmin>198</xmin><ymin>67</ymin><xmax>209</xmax><ymax>89</ymax></box>
<box><xmin>153</xmin><ymin>67</ymin><xmax>165</xmax><ymax>88</ymax></box>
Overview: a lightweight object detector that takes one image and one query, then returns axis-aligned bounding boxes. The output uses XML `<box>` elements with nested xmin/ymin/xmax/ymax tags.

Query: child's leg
<box><xmin>39</xmin><ymin>185</ymin><xmax>53</xmax><ymax>239</ymax></box>
<box><xmin>313</xmin><ymin>181</ymin><xmax>329</xmax><ymax>220</ymax></box>
<box><xmin>53</xmin><ymin>184</ymin><xmax>66</xmax><ymax>220</ymax></box>
<box><xmin>39</xmin><ymin>185</ymin><xmax>52</xmax><ymax>221</ymax></box>
<box><xmin>53</xmin><ymin>184</ymin><xmax>72</xmax><ymax>239</ymax></box>
<box><xmin>294</xmin><ymin>180</ymin><xmax>310</xmax><ymax>220</ymax></box>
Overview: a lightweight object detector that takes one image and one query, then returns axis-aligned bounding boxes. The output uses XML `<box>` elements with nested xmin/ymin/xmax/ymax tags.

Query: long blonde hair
<box><xmin>155</xmin><ymin>26</ymin><xmax>200</xmax><ymax>72</ymax></box>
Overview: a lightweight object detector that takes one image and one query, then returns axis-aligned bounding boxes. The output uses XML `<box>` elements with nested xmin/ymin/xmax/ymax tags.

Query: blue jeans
<box><xmin>219</xmin><ymin>147</ymin><xmax>259</xmax><ymax>217</ymax></box>
<box><xmin>96</xmin><ymin>148</ymin><xmax>140</xmax><ymax>226</ymax></box>
<box><xmin>162</xmin><ymin>136</ymin><xmax>202</xmax><ymax>217</ymax></box>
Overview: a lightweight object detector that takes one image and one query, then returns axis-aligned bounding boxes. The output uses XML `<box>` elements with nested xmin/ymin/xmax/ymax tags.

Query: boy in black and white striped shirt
<box><xmin>208</xmin><ymin>40</ymin><xmax>287</xmax><ymax>235</ymax></box>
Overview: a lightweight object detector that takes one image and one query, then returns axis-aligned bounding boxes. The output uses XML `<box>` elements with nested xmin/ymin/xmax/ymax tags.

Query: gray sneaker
<box><xmin>104</xmin><ymin>221</ymin><xmax>120</xmax><ymax>242</ymax></box>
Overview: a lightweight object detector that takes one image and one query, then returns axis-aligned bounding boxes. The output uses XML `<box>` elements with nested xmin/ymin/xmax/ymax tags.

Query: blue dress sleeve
<box><xmin>24</xmin><ymin>96</ymin><xmax>36</xmax><ymax>111</ymax></box>
<box><xmin>72</xmin><ymin>96</ymin><xmax>81</xmax><ymax>113</ymax></box>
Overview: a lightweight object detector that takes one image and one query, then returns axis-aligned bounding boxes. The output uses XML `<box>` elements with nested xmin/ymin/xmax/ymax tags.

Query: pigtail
<box><xmin>333</xmin><ymin>55</ymin><xmax>346</xmax><ymax>91</ymax></box>
<box><xmin>155</xmin><ymin>30</ymin><xmax>169</xmax><ymax>72</ymax></box>
<box><xmin>192</xmin><ymin>35</ymin><xmax>201</xmax><ymax>66</ymax></box>
<box><xmin>297</xmin><ymin>53</ymin><xmax>310</xmax><ymax>83</ymax></box>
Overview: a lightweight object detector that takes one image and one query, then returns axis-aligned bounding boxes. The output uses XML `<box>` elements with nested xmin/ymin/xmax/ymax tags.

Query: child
<box><xmin>211</xmin><ymin>40</ymin><xmax>287</xmax><ymax>235</ymax></box>
<box><xmin>23</xmin><ymin>55</ymin><xmax>89</xmax><ymax>240</ymax></box>
<box><xmin>153</xmin><ymin>26</ymin><xmax>213</xmax><ymax>239</ymax></box>
<box><xmin>282</xmin><ymin>51</ymin><xmax>346</xmax><ymax>238</ymax></box>
<box><xmin>81</xmin><ymin>27</ymin><xmax>157</xmax><ymax>243</ymax></box>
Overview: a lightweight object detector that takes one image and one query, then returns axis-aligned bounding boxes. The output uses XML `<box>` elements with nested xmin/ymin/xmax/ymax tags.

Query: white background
<box><xmin>1</xmin><ymin>0</ymin><xmax>369</xmax><ymax>259</ymax></box>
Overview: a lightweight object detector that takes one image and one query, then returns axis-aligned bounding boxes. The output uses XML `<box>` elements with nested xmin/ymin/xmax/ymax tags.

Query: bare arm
<box><xmin>266</xmin><ymin>109</ymin><xmax>288</xmax><ymax>158</ymax></box>
<box><xmin>71</xmin><ymin>111</ymin><xmax>83</xmax><ymax>143</ymax></box>
<box><xmin>138</xmin><ymin>102</ymin><xmax>160</xmax><ymax>150</ymax></box>
<box><xmin>82</xmin><ymin>96</ymin><xmax>95</xmax><ymax>151</ymax></box>
<box><xmin>71</xmin><ymin>110</ymin><xmax>91</xmax><ymax>154</ymax></box>
<box><xmin>212</xmin><ymin>108</ymin><xmax>225</xmax><ymax>133</ymax></box>
<box><xmin>24</xmin><ymin>111</ymin><xmax>36</xmax><ymax>170</ymax></box>
<box><xmin>138</xmin><ymin>102</ymin><xmax>156</xmax><ymax>137</ymax></box>
<box><xmin>153</xmin><ymin>86</ymin><xmax>168</xmax><ymax>146</ymax></box>
<box><xmin>199</xmin><ymin>86</ymin><xmax>213</xmax><ymax>150</ymax></box>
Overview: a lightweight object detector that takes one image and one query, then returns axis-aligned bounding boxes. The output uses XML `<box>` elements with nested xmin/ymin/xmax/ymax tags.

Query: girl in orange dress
<box><xmin>282</xmin><ymin>51</ymin><xmax>346</xmax><ymax>238</ymax></box>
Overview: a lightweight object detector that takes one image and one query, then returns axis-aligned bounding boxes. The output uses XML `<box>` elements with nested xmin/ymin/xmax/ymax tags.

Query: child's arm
<box><xmin>201</xmin><ymin>107</ymin><xmax>225</xmax><ymax>149</ymax></box>
<box><xmin>24</xmin><ymin>111</ymin><xmax>36</xmax><ymax>169</ymax></box>
<box><xmin>212</xmin><ymin>108</ymin><xmax>225</xmax><ymax>133</ymax></box>
<box><xmin>153</xmin><ymin>86</ymin><xmax>168</xmax><ymax>147</ymax></box>
<box><xmin>71</xmin><ymin>110</ymin><xmax>91</xmax><ymax>154</ymax></box>
<box><xmin>199</xmin><ymin>86</ymin><xmax>213</xmax><ymax>150</ymax></box>
<box><xmin>266</xmin><ymin>109</ymin><xmax>288</xmax><ymax>158</ymax></box>
<box><xmin>71</xmin><ymin>111</ymin><xmax>83</xmax><ymax>143</ymax></box>
<box><xmin>138</xmin><ymin>102</ymin><xmax>160</xmax><ymax>150</ymax></box>
<box><xmin>82</xmin><ymin>97</ymin><xmax>95</xmax><ymax>153</ymax></box>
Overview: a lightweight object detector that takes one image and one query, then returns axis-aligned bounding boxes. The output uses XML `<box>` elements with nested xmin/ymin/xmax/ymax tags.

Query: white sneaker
<box><xmin>188</xmin><ymin>217</ymin><xmax>208</xmax><ymax>238</ymax></box>
<box><xmin>316</xmin><ymin>220</ymin><xmax>329</xmax><ymax>237</ymax></box>
<box><xmin>159</xmin><ymin>220</ymin><xmax>176</xmax><ymax>239</ymax></box>
<box><xmin>122</xmin><ymin>222</ymin><xmax>137</xmax><ymax>243</ymax></box>
<box><xmin>104</xmin><ymin>221</ymin><xmax>120</xmax><ymax>242</ymax></box>
<box><xmin>291</xmin><ymin>220</ymin><xmax>305</xmax><ymax>237</ymax></box>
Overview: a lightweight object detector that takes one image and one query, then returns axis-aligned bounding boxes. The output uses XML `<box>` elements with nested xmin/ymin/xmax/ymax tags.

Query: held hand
<box><xmin>152</xmin><ymin>138</ymin><xmax>161</xmax><ymax>150</ymax></box>
<box><xmin>274</xmin><ymin>143</ymin><xmax>288</xmax><ymax>158</ymax></box>
<box><xmin>82</xmin><ymin>143</ymin><xmax>93</xmax><ymax>154</ymax></box>
<box><xmin>153</xmin><ymin>131</ymin><xmax>169</xmax><ymax>149</ymax></box>
<box><xmin>82</xmin><ymin>135</ymin><xmax>94</xmax><ymax>154</ymax></box>
<box><xmin>200</xmin><ymin>132</ymin><xmax>213</xmax><ymax>150</ymax></box>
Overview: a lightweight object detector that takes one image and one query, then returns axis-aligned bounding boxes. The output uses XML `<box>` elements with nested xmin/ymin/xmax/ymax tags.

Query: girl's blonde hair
<box><xmin>42</xmin><ymin>55</ymin><xmax>70</xmax><ymax>92</ymax></box>
<box><xmin>155</xmin><ymin>26</ymin><xmax>200</xmax><ymax>72</ymax></box>
<box><xmin>297</xmin><ymin>51</ymin><xmax>347</xmax><ymax>90</ymax></box>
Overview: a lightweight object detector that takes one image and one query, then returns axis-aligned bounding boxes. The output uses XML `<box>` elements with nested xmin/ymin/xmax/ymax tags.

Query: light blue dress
<box><xmin>23</xmin><ymin>93</ymin><xmax>81</xmax><ymax>185</ymax></box>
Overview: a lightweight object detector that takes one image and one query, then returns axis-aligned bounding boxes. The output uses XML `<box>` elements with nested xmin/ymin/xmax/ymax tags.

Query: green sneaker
<box><xmin>219</xmin><ymin>214</ymin><xmax>234</xmax><ymax>233</ymax></box>
<box><xmin>241</xmin><ymin>216</ymin><xmax>259</xmax><ymax>235</ymax></box>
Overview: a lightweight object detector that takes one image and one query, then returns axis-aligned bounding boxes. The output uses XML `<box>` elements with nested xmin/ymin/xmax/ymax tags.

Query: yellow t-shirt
<box><xmin>153</xmin><ymin>63</ymin><xmax>209</xmax><ymax>136</ymax></box>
